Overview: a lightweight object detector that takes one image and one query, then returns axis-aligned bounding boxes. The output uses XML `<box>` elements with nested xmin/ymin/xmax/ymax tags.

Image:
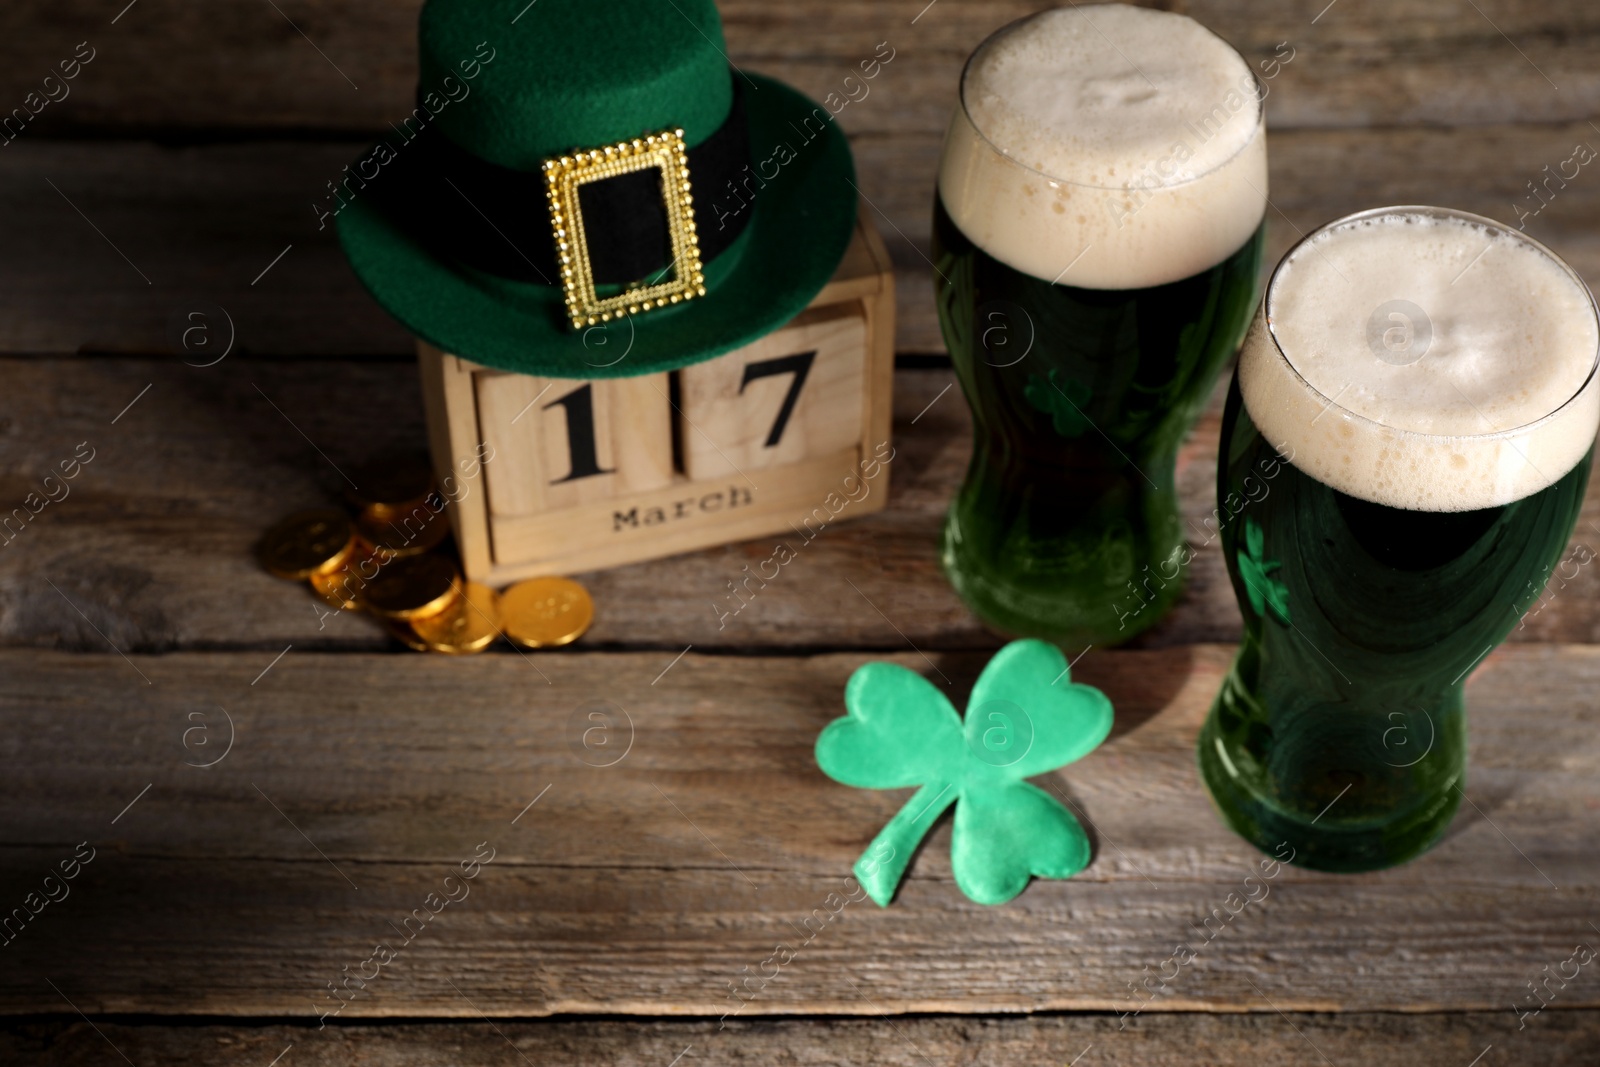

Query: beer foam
<box><xmin>1242</xmin><ymin>207</ymin><xmax>1600</xmax><ymax>512</ymax></box>
<box><xmin>938</xmin><ymin>4</ymin><xmax>1267</xmax><ymax>289</ymax></box>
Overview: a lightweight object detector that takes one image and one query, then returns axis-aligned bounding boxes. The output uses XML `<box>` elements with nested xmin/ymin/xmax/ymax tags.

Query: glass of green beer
<box><xmin>1202</xmin><ymin>205</ymin><xmax>1600</xmax><ymax>871</ymax></box>
<box><xmin>933</xmin><ymin>5</ymin><xmax>1268</xmax><ymax>645</ymax></box>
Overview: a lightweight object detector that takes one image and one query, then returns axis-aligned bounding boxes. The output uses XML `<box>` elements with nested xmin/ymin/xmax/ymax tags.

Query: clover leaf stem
<box><xmin>854</xmin><ymin>780</ymin><xmax>959</xmax><ymax>906</ymax></box>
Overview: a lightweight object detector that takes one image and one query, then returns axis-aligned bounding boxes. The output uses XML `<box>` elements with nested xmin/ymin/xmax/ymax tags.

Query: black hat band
<box><xmin>390</xmin><ymin>76</ymin><xmax>752</xmax><ymax>291</ymax></box>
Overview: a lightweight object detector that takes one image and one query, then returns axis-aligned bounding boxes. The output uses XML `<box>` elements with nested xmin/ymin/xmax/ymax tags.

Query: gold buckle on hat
<box><xmin>542</xmin><ymin>128</ymin><xmax>706</xmax><ymax>330</ymax></box>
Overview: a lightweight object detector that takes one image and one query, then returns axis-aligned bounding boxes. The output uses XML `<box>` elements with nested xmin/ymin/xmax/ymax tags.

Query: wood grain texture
<box><xmin>4</xmin><ymin>121</ymin><xmax>1600</xmax><ymax>356</ymax></box>
<box><xmin>2</xmin><ymin>1</ymin><xmax>1597</xmax><ymax>135</ymax></box>
<box><xmin>0</xmin><ymin>644</ymin><xmax>1595</xmax><ymax>1016</ymax></box>
<box><xmin>475</xmin><ymin>371</ymin><xmax>675</xmax><ymax>515</ymax></box>
<box><xmin>3</xmin><ymin>1012</ymin><xmax>1598</xmax><ymax>1066</ymax></box>
<box><xmin>3</xmin><ymin>357</ymin><xmax>1599</xmax><ymax>652</ymax></box>
<box><xmin>678</xmin><ymin>309</ymin><xmax>867</xmax><ymax>481</ymax></box>
<box><xmin>4</xmin><ymin>0</ymin><xmax>1599</xmax><ymax>1046</ymax></box>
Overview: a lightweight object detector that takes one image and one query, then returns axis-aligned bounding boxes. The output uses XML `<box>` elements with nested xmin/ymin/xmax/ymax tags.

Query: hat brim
<box><xmin>337</xmin><ymin>73</ymin><xmax>858</xmax><ymax>379</ymax></box>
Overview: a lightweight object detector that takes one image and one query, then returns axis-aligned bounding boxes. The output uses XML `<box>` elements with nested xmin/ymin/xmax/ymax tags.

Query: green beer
<box><xmin>1201</xmin><ymin>205</ymin><xmax>1600</xmax><ymax>871</ymax></box>
<box><xmin>934</xmin><ymin>5</ymin><xmax>1268</xmax><ymax>645</ymax></box>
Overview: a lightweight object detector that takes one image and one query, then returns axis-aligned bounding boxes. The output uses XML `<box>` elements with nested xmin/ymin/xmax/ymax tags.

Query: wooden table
<box><xmin>3</xmin><ymin>2</ymin><xmax>1598</xmax><ymax>1063</ymax></box>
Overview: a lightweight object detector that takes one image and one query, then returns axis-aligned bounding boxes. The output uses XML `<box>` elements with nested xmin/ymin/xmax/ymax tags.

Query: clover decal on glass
<box><xmin>1237</xmin><ymin>516</ymin><xmax>1291</xmax><ymax>624</ymax></box>
<box><xmin>1024</xmin><ymin>368</ymin><xmax>1093</xmax><ymax>437</ymax></box>
<box><xmin>815</xmin><ymin>639</ymin><xmax>1114</xmax><ymax>907</ymax></box>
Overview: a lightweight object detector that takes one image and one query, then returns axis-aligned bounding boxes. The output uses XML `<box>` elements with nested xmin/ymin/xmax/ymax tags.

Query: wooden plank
<box><xmin>5</xmin><ymin>123</ymin><xmax>1600</xmax><ymax>358</ymax></box>
<box><xmin>2</xmin><ymin>1</ymin><xmax>1598</xmax><ymax>134</ymax></box>
<box><xmin>0</xmin><ymin>140</ymin><xmax>413</xmax><ymax>357</ymax></box>
<box><xmin>3</xmin><ymin>1012</ymin><xmax>1598</xmax><ymax>1066</ymax></box>
<box><xmin>5</xmin><ymin>357</ymin><xmax>1600</xmax><ymax>651</ymax></box>
<box><xmin>0</xmin><ymin>644</ymin><xmax>1596</xmax><ymax>1015</ymax></box>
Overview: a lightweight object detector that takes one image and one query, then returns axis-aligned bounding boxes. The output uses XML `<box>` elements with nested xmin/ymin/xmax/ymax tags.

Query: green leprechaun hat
<box><xmin>335</xmin><ymin>0</ymin><xmax>858</xmax><ymax>379</ymax></box>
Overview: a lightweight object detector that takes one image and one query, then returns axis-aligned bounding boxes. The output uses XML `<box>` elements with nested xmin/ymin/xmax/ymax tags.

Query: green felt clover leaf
<box><xmin>1024</xmin><ymin>368</ymin><xmax>1094</xmax><ymax>438</ymax></box>
<box><xmin>1237</xmin><ymin>516</ymin><xmax>1291</xmax><ymax>624</ymax></box>
<box><xmin>815</xmin><ymin>640</ymin><xmax>1114</xmax><ymax>907</ymax></box>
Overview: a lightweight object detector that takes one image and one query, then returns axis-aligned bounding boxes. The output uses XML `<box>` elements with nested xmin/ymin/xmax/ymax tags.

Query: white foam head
<box><xmin>1241</xmin><ymin>205</ymin><xmax>1600</xmax><ymax>512</ymax></box>
<box><xmin>938</xmin><ymin>4</ymin><xmax>1267</xmax><ymax>290</ymax></box>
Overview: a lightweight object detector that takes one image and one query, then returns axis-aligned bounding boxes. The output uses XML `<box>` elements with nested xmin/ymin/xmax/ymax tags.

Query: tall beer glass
<box><xmin>934</xmin><ymin>5</ymin><xmax>1268</xmax><ymax>645</ymax></box>
<box><xmin>1202</xmin><ymin>205</ymin><xmax>1600</xmax><ymax>871</ymax></box>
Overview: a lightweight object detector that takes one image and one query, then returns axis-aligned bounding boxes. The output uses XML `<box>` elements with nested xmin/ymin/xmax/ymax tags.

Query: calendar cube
<box><xmin>417</xmin><ymin>212</ymin><xmax>895</xmax><ymax>583</ymax></box>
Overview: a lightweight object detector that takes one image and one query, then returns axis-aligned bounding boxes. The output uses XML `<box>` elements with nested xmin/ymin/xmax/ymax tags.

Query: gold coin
<box><xmin>385</xmin><ymin>620</ymin><xmax>431</xmax><ymax>652</ymax></box>
<box><xmin>414</xmin><ymin>581</ymin><xmax>501</xmax><ymax>654</ymax></box>
<box><xmin>310</xmin><ymin>563</ymin><xmax>364</xmax><ymax>612</ymax></box>
<box><xmin>345</xmin><ymin>456</ymin><xmax>436</xmax><ymax>518</ymax></box>
<box><xmin>259</xmin><ymin>509</ymin><xmax>356</xmax><ymax>580</ymax></box>
<box><xmin>500</xmin><ymin>576</ymin><xmax>594</xmax><ymax>648</ymax></box>
<box><xmin>357</xmin><ymin>503</ymin><xmax>451</xmax><ymax>559</ymax></box>
<box><xmin>359</xmin><ymin>554</ymin><xmax>461</xmax><ymax>619</ymax></box>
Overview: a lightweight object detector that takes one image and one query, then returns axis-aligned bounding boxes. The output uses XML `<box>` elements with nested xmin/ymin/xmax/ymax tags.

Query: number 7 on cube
<box><xmin>677</xmin><ymin>308</ymin><xmax>866</xmax><ymax>480</ymax></box>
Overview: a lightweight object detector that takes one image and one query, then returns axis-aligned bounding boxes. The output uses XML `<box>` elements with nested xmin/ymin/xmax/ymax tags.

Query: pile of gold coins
<box><xmin>257</xmin><ymin>460</ymin><xmax>594</xmax><ymax>654</ymax></box>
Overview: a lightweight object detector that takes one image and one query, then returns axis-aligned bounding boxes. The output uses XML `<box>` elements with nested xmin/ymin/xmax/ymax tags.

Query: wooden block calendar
<box><xmin>417</xmin><ymin>212</ymin><xmax>895</xmax><ymax>583</ymax></box>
